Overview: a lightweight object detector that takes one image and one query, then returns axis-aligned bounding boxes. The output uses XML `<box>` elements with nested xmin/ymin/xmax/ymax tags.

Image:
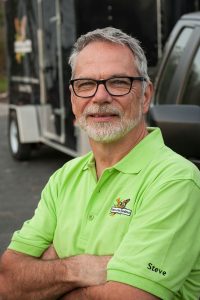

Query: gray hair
<box><xmin>68</xmin><ymin>27</ymin><xmax>150</xmax><ymax>83</ymax></box>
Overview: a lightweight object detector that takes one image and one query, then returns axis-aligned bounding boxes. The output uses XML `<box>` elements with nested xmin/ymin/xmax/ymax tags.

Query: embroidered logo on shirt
<box><xmin>110</xmin><ymin>198</ymin><xmax>132</xmax><ymax>216</ymax></box>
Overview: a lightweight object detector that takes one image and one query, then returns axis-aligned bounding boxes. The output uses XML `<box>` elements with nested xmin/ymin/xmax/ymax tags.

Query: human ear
<box><xmin>142</xmin><ymin>81</ymin><xmax>154</xmax><ymax>114</ymax></box>
<box><xmin>69</xmin><ymin>85</ymin><xmax>76</xmax><ymax>114</ymax></box>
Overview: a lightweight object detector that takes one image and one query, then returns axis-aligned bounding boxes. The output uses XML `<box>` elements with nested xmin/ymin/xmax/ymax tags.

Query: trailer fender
<box><xmin>9</xmin><ymin>105</ymin><xmax>40</xmax><ymax>143</ymax></box>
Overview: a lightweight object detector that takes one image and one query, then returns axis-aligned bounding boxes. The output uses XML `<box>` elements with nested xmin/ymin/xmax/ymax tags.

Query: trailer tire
<box><xmin>8</xmin><ymin>111</ymin><xmax>32</xmax><ymax>160</ymax></box>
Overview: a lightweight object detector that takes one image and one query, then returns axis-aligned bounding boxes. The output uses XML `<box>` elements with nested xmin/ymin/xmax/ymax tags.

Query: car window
<box><xmin>181</xmin><ymin>46</ymin><xmax>200</xmax><ymax>106</ymax></box>
<box><xmin>156</xmin><ymin>27</ymin><xmax>193</xmax><ymax>104</ymax></box>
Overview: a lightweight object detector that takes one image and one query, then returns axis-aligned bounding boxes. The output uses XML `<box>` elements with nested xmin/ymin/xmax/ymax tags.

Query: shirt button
<box><xmin>88</xmin><ymin>215</ymin><xmax>94</xmax><ymax>221</ymax></box>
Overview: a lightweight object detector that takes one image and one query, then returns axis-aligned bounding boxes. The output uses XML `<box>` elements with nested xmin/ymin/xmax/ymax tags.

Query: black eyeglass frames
<box><xmin>70</xmin><ymin>76</ymin><xmax>147</xmax><ymax>98</ymax></box>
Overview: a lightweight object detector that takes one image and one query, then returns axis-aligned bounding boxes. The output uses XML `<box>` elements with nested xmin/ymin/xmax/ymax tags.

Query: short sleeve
<box><xmin>107</xmin><ymin>179</ymin><xmax>200</xmax><ymax>300</ymax></box>
<box><xmin>8</xmin><ymin>170</ymin><xmax>60</xmax><ymax>257</ymax></box>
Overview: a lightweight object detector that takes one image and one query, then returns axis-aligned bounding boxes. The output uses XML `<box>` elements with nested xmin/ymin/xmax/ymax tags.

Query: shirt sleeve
<box><xmin>8</xmin><ymin>170</ymin><xmax>60</xmax><ymax>257</ymax></box>
<box><xmin>107</xmin><ymin>179</ymin><xmax>200</xmax><ymax>300</ymax></box>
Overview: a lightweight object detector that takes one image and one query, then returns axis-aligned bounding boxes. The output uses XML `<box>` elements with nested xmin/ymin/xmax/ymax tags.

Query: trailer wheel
<box><xmin>8</xmin><ymin>111</ymin><xmax>32</xmax><ymax>160</ymax></box>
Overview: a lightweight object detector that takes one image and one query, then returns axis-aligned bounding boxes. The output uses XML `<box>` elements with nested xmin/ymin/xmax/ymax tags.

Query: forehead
<box><xmin>74</xmin><ymin>41</ymin><xmax>138</xmax><ymax>78</ymax></box>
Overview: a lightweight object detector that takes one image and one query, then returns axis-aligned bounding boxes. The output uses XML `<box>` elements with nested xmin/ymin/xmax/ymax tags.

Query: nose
<box><xmin>92</xmin><ymin>82</ymin><xmax>113</xmax><ymax>104</ymax></box>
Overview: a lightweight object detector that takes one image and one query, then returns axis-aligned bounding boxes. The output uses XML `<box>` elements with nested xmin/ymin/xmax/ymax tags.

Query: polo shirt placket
<box><xmin>78</xmin><ymin>167</ymin><xmax>116</xmax><ymax>249</ymax></box>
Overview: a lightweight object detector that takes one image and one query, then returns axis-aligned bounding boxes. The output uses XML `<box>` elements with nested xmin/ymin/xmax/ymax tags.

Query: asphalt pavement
<box><xmin>0</xmin><ymin>102</ymin><xmax>71</xmax><ymax>254</ymax></box>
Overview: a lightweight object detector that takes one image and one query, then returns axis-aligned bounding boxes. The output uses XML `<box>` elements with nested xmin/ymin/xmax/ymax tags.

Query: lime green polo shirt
<box><xmin>9</xmin><ymin>128</ymin><xmax>200</xmax><ymax>300</ymax></box>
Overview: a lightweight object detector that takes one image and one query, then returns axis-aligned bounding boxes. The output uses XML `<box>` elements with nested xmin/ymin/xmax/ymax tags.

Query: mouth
<box><xmin>89</xmin><ymin>113</ymin><xmax>119</xmax><ymax>117</ymax></box>
<box><xmin>87</xmin><ymin>113</ymin><xmax>119</xmax><ymax>122</ymax></box>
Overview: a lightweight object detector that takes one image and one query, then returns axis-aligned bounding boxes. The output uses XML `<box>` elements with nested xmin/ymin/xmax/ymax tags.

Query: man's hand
<box><xmin>41</xmin><ymin>245</ymin><xmax>110</xmax><ymax>287</ymax></box>
<box><xmin>40</xmin><ymin>246</ymin><xmax>111</xmax><ymax>299</ymax></box>
<box><xmin>66</xmin><ymin>254</ymin><xmax>111</xmax><ymax>287</ymax></box>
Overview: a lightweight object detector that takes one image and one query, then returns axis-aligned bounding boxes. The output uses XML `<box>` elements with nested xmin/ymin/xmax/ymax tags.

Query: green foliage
<box><xmin>0</xmin><ymin>2</ymin><xmax>4</xmax><ymax>25</ymax></box>
<box><xmin>0</xmin><ymin>75</ymin><xmax>7</xmax><ymax>93</ymax></box>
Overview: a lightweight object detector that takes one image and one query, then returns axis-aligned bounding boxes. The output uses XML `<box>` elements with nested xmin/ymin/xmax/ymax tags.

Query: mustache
<box><xmin>82</xmin><ymin>104</ymin><xmax>123</xmax><ymax>117</ymax></box>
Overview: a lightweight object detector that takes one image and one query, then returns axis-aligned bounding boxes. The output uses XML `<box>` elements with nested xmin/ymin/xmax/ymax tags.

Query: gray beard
<box><xmin>77</xmin><ymin>104</ymin><xmax>142</xmax><ymax>143</ymax></box>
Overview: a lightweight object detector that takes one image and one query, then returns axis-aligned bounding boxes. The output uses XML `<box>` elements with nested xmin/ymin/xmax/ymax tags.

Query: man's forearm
<box><xmin>0</xmin><ymin>249</ymin><xmax>110</xmax><ymax>300</ymax></box>
<box><xmin>0</xmin><ymin>250</ymin><xmax>78</xmax><ymax>300</ymax></box>
<box><xmin>60</xmin><ymin>282</ymin><xmax>160</xmax><ymax>300</ymax></box>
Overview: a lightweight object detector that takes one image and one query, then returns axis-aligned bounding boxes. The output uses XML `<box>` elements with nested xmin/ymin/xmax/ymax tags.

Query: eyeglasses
<box><xmin>70</xmin><ymin>76</ymin><xmax>147</xmax><ymax>98</ymax></box>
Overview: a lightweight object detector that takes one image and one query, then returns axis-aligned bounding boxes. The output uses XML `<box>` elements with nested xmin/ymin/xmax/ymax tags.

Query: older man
<box><xmin>0</xmin><ymin>27</ymin><xmax>200</xmax><ymax>300</ymax></box>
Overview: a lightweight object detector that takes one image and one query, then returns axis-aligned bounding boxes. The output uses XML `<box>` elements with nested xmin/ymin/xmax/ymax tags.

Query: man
<box><xmin>0</xmin><ymin>27</ymin><xmax>200</xmax><ymax>300</ymax></box>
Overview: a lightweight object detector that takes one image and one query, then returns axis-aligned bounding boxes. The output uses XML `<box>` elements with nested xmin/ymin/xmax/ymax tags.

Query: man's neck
<box><xmin>89</xmin><ymin>123</ymin><xmax>148</xmax><ymax>179</ymax></box>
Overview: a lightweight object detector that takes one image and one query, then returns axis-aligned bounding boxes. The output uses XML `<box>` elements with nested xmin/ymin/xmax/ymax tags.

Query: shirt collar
<box><xmin>82</xmin><ymin>152</ymin><xmax>95</xmax><ymax>171</ymax></box>
<box><xmin>114</xmin><ymin>127</ymin><xmax>165</xmax><ymax>173</ymax></box>
<box><xmin>82</xmin><ymin>128</ymin><xmax>165</xmax><ymax>174</ymax></box>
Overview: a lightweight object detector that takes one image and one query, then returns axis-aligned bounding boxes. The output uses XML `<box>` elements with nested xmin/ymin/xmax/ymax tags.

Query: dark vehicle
<box><xmin>149</xmin><ymin>12</ymin><xmax>200</xmax><ymax>169</ymax></box>
<box><xmin>4</xmin><ymin>0</ymin><xmax>200</xmax><ymax>160</ymax></box>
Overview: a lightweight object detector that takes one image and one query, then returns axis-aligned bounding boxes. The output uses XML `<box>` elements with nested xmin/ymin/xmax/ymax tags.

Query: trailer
<box><xmin>4</xmin><ymin>0</ymin><xmax>199</xmax><ymax>159</ymax></box>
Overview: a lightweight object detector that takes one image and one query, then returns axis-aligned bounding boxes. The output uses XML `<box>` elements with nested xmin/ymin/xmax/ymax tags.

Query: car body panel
<box><xmin>150</xmin><ymin>12</ymin><xmax>200</xmax><ymax>168</ymax></box>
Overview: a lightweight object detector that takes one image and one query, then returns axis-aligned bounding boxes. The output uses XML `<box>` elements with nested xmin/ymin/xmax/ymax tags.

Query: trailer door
<box><xmin>38</xmin><ymin>0</ymin><xmax>65</xmax><ymax>143</ymax></box>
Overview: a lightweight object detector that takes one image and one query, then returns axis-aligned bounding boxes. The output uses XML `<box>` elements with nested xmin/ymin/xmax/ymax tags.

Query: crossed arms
<box><xmin>0</xmin><ymin>246</ymin><xmax>159</xmax><ymax>300</ymax></box>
